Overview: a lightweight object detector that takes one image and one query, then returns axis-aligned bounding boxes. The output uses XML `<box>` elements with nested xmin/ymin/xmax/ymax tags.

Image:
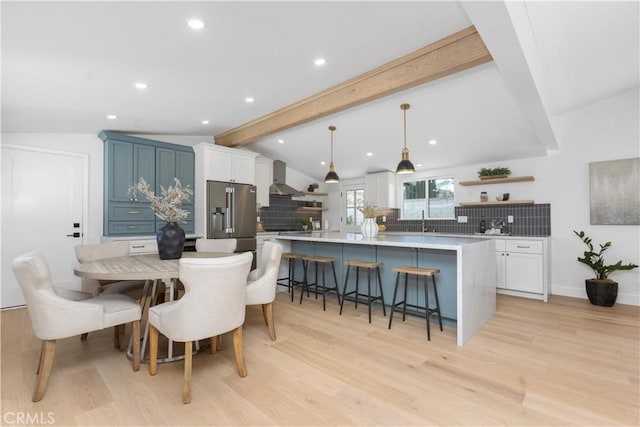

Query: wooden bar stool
<box><xmin>339</xmin><ymin>260</ymin><xmax>386</xmax><ymax>323</ymax></box>
<box><xmin>388</xmin><ymin>265</ymin><xmax>443</xmax><ymax>340</ymax></box>
<box><xmin>301</xmin><ymin>255</ymin><xmax>341</xmax><ymax>311</ymax></box>
<box><xmin>277</xmin><ymin>252</ymin><xmax>304</xmax><ymax>302</ymax></box>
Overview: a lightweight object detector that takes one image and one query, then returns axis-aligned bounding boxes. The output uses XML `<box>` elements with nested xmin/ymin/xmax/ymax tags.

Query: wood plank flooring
<box><xmin>1</xmin><ymin>293</ymin><xmax>638</xmax><ymax>426</ymax></box>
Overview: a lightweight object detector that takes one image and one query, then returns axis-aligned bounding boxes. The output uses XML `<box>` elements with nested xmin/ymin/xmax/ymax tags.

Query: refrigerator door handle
<box><xmin>225</xmin><ymin>186</ymin><xmax>234</xmax><ymax>233</ymax></box>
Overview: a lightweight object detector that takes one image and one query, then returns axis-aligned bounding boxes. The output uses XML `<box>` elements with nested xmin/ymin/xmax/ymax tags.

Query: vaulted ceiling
<box><xmin>2</xmin><ymin>1</ymin><xmax>638</xmax><ymax>180</ymax></box>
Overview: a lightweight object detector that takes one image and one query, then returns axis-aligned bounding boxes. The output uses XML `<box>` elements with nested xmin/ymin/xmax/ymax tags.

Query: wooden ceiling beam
<box><xmin>214</xmin><ymin>26</ymin><xmax>492</xmax><ymax>147</ymax></box>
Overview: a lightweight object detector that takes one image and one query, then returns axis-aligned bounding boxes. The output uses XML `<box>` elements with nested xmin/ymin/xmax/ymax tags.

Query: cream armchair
<box><xmin>148</xmin><ymin>251</ymin><xmax>253</xmax><ymax>404</ymax></box>
<box><xmin>75</xmin><ymin>241</ymin><xmax>147</xmax><ymax>348</ymax></box>
<box><xmin>246</xmin><ymin>241</ymin><xmax>283</xmax><ymax>341</ymax></box>
<box><xmin>11</xmin><ymin>251</ymin><xmax>141</xmax><ymax>402</ymax></box>
<box><xmin>195</xmin><ymin>238</ymin><xmax>237</xmax><ymax>253</ymax></box>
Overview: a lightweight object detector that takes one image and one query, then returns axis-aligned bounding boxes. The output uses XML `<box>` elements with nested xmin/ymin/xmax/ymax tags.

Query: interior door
<box><xmin>341</xmin><ymin>183</ymin><xmax>365</xmax><ymax>233</ymax></box>
<box><xmin>1</xmin><ymin>146</ymin><xmax>86</xmax><ymax>309</ymax></box>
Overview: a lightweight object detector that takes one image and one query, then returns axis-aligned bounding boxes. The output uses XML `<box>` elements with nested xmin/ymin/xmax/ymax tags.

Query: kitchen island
<box><xmin>275</xmin><ymin>232</ymin><xmax>496</xmax><ymax>346</ymax></box>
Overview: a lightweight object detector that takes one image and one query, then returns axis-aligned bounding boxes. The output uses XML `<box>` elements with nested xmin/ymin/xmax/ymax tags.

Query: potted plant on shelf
<box><xmin>300</xmin><ymin>217</ymin><xmax>311</xmax><ymax>231</ymax></box>
<box><xmin>129</xmin><ymin>177</ymin><xmax>193</xmax><ymax>260</ymax></box>
<box><xmin>574</xmin><ymin>230</ymin><xmax>638</xmax><ymax>306</ymax></box>
<box><xmin>478</xmin><ymin>167</ymin><xmax>511</xmax><ymax>180</ymax></box>
<box><xmin>307</xmin><ymin>182</ymin><xmax>319</xmax><ymax>192</ymax></box>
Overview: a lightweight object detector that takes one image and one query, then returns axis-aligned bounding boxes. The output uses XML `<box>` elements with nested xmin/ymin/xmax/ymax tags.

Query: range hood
<box><xmin>269</xmin><ymin>160</ymin><xmax>304</xmax><ymax>196</ymax></box>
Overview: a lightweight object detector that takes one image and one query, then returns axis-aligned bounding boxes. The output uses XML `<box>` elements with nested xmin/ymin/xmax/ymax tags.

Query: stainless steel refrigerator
<box><xmin>206</xmin><ymin>181</ymin><xmax>257</xmax><ymax>265</ymax></box>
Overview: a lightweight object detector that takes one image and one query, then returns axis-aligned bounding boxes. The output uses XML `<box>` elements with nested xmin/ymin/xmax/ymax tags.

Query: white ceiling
<box><xmin>2</xmin><ymin>1</ymin><xmax>638</xmax><ymax>181</ymax></box>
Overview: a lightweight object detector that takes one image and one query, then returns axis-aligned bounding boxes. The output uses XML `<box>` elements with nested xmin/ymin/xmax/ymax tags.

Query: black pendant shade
<box><xmin>396</xmin><ymin>103</ymin><xmax>415</xmax><ymax>174</ymax></box>
<box><xmin>324</xmin><ymin>125</ymin><xmax>340</xmax><ymax>183</ymax></box>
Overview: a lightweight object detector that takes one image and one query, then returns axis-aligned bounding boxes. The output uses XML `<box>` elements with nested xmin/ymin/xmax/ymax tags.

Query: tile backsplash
<box><xmin>260</xmin><ymin>196</ymin><xmax>550</xmax><ymax>236</ymax></box>
<box><xmin>382</xmin><ymin>204</ymin><xmax>551</xmax><ymax>236</ymax></box>
<box><xmin>259</xmin><ymin>195</ymin><xmax>322</xmax><ymax>231</ymax></box>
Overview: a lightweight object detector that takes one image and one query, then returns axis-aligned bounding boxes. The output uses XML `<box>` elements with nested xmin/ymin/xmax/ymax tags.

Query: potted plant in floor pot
<box><xmin>130</xmin><ymin>177</ymin><xmax>193</xmax><ymax>260</ymax></box>
<box><xmin>573</xmin><ymin>230</ymin><xmax>638</xmax><ymax>306</ymax></box>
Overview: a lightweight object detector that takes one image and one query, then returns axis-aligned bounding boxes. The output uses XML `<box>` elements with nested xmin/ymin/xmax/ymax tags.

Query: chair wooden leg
<box><xmin>131</xmin><ymin>320</ymin><xmax>140</xmax><ymax>372</ymax></box>
<box><xmin>80</xmin><ymin>333</ymin><xmax>88</xmax><ymax>341</ymax></box>
<box><xmin>33</xmin><ymin>340</ymin><xmax>56</xmax><ymax>402</ymax></box>
<box><xmin>149</xmin><ymin>325</ymin><xmax>158</xmax><ymax>376</ymax></box>
<box><xmin>232</xmin><ymin>326</ymin><xmax>248</xmax><ymax>378</ymax></box>
<box><xmin>210</xmin><ymin>336</ymin><xmax>218</xmax><ymax>354</ymax></box>
<box><xmin>183</xmin><ymin>341</ymin><xmax>192</xmax><ymax>404</ymax></box>
<box><xmin>216</xmin><ymin>334</ymin><xmax>223</xmax><ymax>351</ymax></box>
<box><xmin>262</xmin><ymin>303</ymin><xmax>276</xmax><ymax>341</ymax></box>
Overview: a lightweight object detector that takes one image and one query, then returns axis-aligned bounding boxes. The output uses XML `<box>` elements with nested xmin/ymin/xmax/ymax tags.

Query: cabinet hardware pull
<box><xmin>127</xmin><ymin>226</ymin><xmax>139</xmax><ymax>229</ymax></box>
<box><xmin>516</xmin><ymin>245</ymin><xmax>530</xmax><ymax>248</ymax></box>
<box><xmin>131</xmin><ymin>245</ymin><xmax>144</xmax><ymax>248</ymax></box>
<box><xmin>128</xmin><ymin>211</ymin><xmax>140</xmax><ymax>214</ymax></box>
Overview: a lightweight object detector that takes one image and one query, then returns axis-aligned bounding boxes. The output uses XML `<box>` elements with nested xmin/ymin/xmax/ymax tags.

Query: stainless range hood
<box><xmin>269</xmin><ymin>160</ymin><xmax>304</xmax><ymax>196</ymax></box>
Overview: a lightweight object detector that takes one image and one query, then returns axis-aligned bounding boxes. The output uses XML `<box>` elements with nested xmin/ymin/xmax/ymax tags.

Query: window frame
<box><xmin>399</xmin><ymin>174</ymin><xmax>456</xmax><ymax>220</ymax></box>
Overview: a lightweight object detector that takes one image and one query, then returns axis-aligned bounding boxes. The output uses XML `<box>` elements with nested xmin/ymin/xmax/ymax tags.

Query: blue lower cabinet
<box><xmin>108</xmin><ymin>221</ymin><xmax>156</xmax><ymax>235</ymax></box>
<box><xmin>417</xmin><ymin>248</ymin><xmax>458</xmax><ymax>321</ymax></box>
<box><xmin>154</xmin><ymin>220</ymin><xmax>194</xmax><ymax>234</ymax></box>
<box><xmin>376</xmin><ymin>246</ymin><xmax>417</xmax><ymax>307</ymax></box>
<box><xmin>109</xmin><ymin>203</ymin><xmax>155</xmax><ymax>221</ymax></box>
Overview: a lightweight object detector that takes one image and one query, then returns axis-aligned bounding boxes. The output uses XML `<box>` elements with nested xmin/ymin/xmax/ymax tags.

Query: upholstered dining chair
<box><xmin>148</xmin><ymin>251</ymin><xmax>253</xmax><ymax>404</ymax></box>
<box><xmin>75</xmin><ymin>241</ymin><xmax>147</xmax><ymax>348</ymax></box>
<box><xmin>11</xmin><ymin>251</ymin><xmax>141</xmax><ymax>402</ymax></box>
<box><xmin>246</xmin><ymin>241</ymin><xmax>283</xmax><ymax>341</ymax></box>
<box><xmin>195</xmin><ymin>238</ymin><xmax>237</xmax><ymax>253</ymax></box>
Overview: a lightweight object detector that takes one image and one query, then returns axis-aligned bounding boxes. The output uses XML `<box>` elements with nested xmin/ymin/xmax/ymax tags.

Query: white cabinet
<box><xmin>495</xmin><ymin>238</ymin><xmax>548</xmax><ymax>301</ymax></box>
<box><xmin>255</xmin><ymin>157</ymin><xmax>273</xmax><ymax>208</ymax></box>
<box><xmin>365</xmin><ymin>171</ymin><xmax>397</xmax><ymax>209</ymax></box>
<box><xmin>197</xmin><ymin>143</ymin><xmax>258</xmax><ymax>185</ymax></box>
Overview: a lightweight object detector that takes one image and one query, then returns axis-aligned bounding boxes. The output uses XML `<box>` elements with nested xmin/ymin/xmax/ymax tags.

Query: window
<box><xmin>345</xmin><ymin>188</ymin><xmax>364</xmax><ymax>226</ymax></box>
<box><xmin>401</xmin><ymin>176</ymin><xmax>454</xmax><ymax>219</ymax></box>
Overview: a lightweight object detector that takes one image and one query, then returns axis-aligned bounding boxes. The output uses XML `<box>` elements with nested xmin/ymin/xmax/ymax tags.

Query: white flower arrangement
<box><xmin>129</xmin><ymin>177</ymin><xmax>193</xmax><ymax>223</ymax></box>
<box><xmin>357</xmin><ymin>202</ymin><xmax>386</xmax><ymax>218</ymax></box>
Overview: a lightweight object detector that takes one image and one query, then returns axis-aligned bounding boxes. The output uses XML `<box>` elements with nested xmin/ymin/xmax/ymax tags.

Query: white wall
<box><xmin>393</xmin><ymin>87</ymin><xmax>640</xmax><ymax>305</ymax></box>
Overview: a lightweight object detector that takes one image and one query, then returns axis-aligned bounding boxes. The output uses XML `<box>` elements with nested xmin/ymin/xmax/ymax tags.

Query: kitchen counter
<box><xmin>275</xmin><ymin>231</ymin><xmax>496</xmax><ymax>346</ymax></box>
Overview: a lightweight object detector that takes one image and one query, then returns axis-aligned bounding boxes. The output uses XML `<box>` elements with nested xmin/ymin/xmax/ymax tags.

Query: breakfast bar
<box><xmin>275</xmin><ymin>232</ymin><xmax>497</xmax><ymax>346</ymax></box>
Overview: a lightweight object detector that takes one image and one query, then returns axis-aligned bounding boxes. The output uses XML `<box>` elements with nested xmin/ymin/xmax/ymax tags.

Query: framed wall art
<box><xmin>590</xmin><ymin>157</ymin><xmax>640</xmax><ymax>225</ymax></box>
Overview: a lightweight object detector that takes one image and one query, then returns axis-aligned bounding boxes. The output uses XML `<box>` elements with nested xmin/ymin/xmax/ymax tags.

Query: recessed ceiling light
<box><xmin>314</xmin><ymin>58</ymin><xmax>326</xmax><ymax>66</ymax></box>
<box><xmin>107</xmin><ymin>114</ymin><xmax>118</xmax><ymax>120</ymax></box>
<box><xmin>278</xmin><ymin>139</ymin><xmax>284</xmax><ymax>144</ymax></box>
<box><xmin>429</xmin><ymin>139</ymin><xmax>438</xmax><ymax>145</ymax></box>
<box><xmin>188</xmin><ymin>19</ymin><xmax>204</xmax><ymax>30</ymax></box>
<box><xmin>201</xmin><ymin>120</ymin><xmax>209</xmax><ymax>125</ymax></box>
<box><xmin>245</xmin><ymin>97</ymin><xmax>254</xmax><ymax>103</ymax></box>
<box><xmin>134</xmin><ymin>82</ymin><xmax>148</xmax><ymax>90</ymax></box>
<box><xmin>366</xmin><ymin>152</ymin><xmax>373</xmax><ymax>157</ymax></box>
<box><xmin>320</xmin><ymin>161</ymin><xmax>326</xmax><ymax>165</ymax></box>
<box><xmin>416</xmin><ymin>164</ymin><xmax>423</xmax><ymax>167</ymax></box>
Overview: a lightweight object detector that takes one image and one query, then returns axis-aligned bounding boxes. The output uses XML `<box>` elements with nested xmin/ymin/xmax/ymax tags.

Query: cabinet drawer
<box><xmin>155</xmin><ymin>221</ymin><xmax>194</xmax><ymax>234</ymax></box>
<box><xmin>128</xmin><ymin>239</ymin><xmax>158</xmax><ymax>255</ymax></box>
<box><xmin>506</xmin><ymin>240</ymin><xmax>543</xmax><ymax>254</ymax></box>
<box><xmin>109</xmin><ymin>203</ymin><xmax>155</xmax><ymax>221</ymax></box>
<box><xmin>108</xmin><ymin>221</ymin><xmax>156</xmax><ymax>235</ymax></box>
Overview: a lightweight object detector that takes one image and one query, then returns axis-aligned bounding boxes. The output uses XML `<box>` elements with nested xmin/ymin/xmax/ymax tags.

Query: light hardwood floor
<box><xmin>1</xmin><ymin>292</ymin><xmax>638</xmax><ymax>426</ymax></box>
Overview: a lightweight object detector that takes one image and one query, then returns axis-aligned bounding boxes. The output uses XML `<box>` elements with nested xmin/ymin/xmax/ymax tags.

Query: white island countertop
<box><xmin>275</xmin><ymin>231</ymin><xmax>491</xmax><ymax>250</ymax></box>
<box><xmin>275</xmin><ymin>231</ymin><xmax>496</xmax><ymax>346</ymax></box>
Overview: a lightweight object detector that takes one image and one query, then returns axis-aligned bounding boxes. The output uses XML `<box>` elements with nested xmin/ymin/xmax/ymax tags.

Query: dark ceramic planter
<box><xmin>585</xmin><ymin>279</ymin><xmax>618</xmax><ymax>307</ymax></box>
<box><xmin>157</xmin><ymin>222</ymin><xmax>185</xmax><ymax>260</ymax></box>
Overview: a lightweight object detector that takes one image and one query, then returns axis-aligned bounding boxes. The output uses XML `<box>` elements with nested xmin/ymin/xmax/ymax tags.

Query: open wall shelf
<box><xmin>458</xmin><ymin>176</ymin><xmax>535</xmax><ymax>186</ymax></box>
<box><xmin>458</xmin><ymin>200</ymin><xmax>535</xmax><ymax>207</ymax></box>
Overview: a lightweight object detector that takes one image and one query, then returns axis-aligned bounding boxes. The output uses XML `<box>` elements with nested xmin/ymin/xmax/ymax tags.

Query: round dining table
<box><xmin>73</xmin><ymin>251</ymin><xmax>235</xmax><ymax>363</ymax></box>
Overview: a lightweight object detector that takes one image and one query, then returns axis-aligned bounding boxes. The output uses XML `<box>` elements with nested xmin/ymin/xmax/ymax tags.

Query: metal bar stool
<box><xmin>300</xmin><ymin>255</ymin><xmax>341</xmax><ymax>311</ymax></box>
<box><xmin>277</xmin><ymin>252</ymin><xmax>304</xmax><ymax>302</ymax></box>
<box><xmin>388</xmin><ymin>265</ymin><xmax>443</xmax><ymax>340</ymax></box>
<box><xmin>339</xmin><ymin>260</ymin><xmax>386</xmax><ymax>323</ymax></box>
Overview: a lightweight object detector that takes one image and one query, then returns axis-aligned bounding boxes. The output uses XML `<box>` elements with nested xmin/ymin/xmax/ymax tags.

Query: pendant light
<box><xmin>396</xmin><ymin>103</ymin><xmax>415</xmax><ymax>174</ymax></box>
<box><xmin>324</xmin><ymin>125</ymin><xmax>340</xmax><ymax>183</ymax></box>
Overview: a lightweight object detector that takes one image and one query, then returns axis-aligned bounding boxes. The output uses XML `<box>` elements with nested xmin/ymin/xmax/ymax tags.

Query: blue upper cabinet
<box><xmin>100</xmin><ymin>131</ymin><xmax>195</xmax><ymax>236</ymax></box>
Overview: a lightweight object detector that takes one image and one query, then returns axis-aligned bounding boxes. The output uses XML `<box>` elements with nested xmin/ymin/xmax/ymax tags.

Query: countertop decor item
<box><xmin>358</xmin><ymin>202</ymin><xmax>385</xmax><ymax>238</ymax></box>
<box><xmin>574</xmin><ymin>230</ymin><xmax>638</xmax><ymax>306</ymax></box>
<box><xmin>396</xmin><ymin>103</ymin><xmax>415</xmax><ymax>174</ymax></box>
<box><xmin>129</xmin><ymin>177</ymin><xmax>193</xmax><ymax>259</ymax></box>
<box><xmin>478</xmin><ymin>167</ymin><xmax>511</xmax><ymax>179</ymax></box>
<box><xmin>324</xmin><ymin>126</ymin><xmax>340</xmax><ymax>183</ymax></box>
